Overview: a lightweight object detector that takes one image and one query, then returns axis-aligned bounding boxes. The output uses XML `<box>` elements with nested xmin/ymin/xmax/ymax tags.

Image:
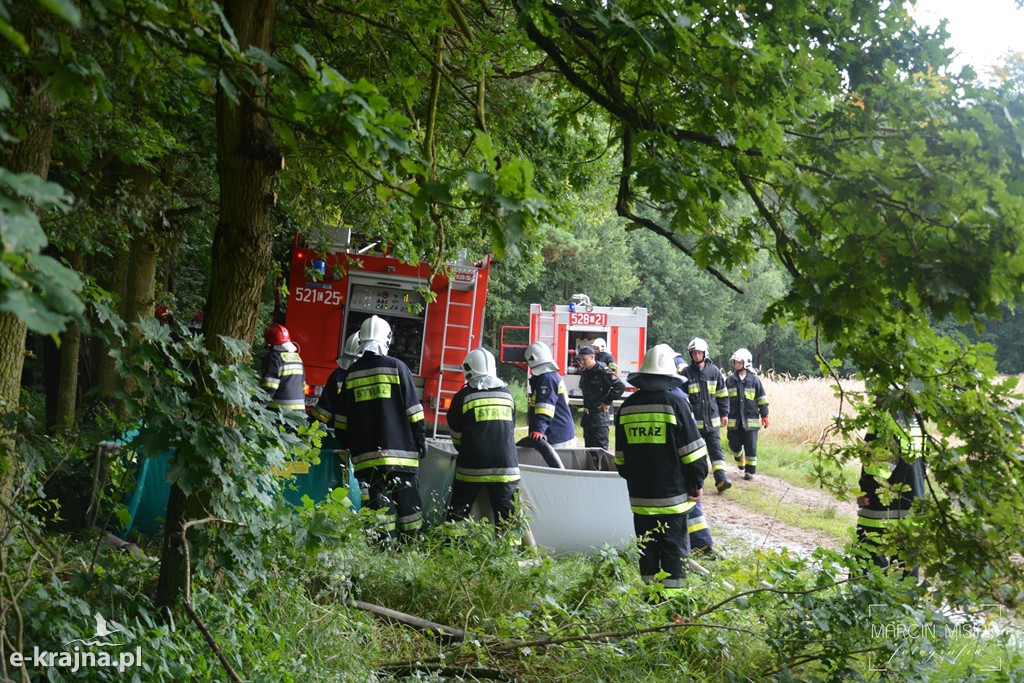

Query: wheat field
<box><xmin>759</xmin><ymin>373</ymin><xmax>865</xmax><ymax>448</ymax></box>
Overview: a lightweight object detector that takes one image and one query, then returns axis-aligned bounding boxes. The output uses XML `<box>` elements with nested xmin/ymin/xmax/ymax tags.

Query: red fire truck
<box><xmin>500</xmin><ymin>294</ymin><xmax>648</xmax><ymax>398</ymax></box>
<box><xmin>283</xmin><ymin>228</ymin><xmax>490</xmax><ymax>433</ymax></box>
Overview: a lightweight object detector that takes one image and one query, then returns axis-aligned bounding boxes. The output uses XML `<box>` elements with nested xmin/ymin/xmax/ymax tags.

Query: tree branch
<box><xmin>617</xmin><ymin>127</ymin><xmax>743</xmax><ymax>293</ymax></box>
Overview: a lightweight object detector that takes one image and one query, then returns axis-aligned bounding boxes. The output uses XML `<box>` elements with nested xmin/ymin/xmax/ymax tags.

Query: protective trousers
<box><xmin>364</xmin><ymin>468</ymin><xmax>422</xmax><ymax>542</ymax></box>
<box><xmin>634</xmin><ymin>513</ymin><xmax>690</xmax><ymax>595</ymax></box>
<box><xmin>728</xmin><ymin>428</ymin><xmax>758</xmax><ymax>474</ymax></box>
<box><xmin>687</xmin><ymin>500</ymin><xmax>714</xmax><ymax>555</ymax></box>
<box><xmin>447</xmin><ymin>481</ymin><xmax>520</xmax><ymax>538</ymax></box>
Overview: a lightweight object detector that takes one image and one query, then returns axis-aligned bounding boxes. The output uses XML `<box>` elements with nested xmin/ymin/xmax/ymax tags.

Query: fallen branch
<box><xmin>181</xmin><ymin>516</ymin><xmax>245</xmax><ymax>683</ymax></box>
<box><xmin>353</xmin><ymin>600</ymin><xmax>467</xmax><ymax>642</ymax></box>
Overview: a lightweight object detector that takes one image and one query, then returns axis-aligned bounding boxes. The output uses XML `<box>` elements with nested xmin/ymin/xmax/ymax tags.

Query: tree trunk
<box><xmin>53</xmin><ymin>250</ymin><xmax>86</xmax><ymax>433</ymax></box>
<box><xmin>156</xmin><ymin>0</ymin><xmax>281</xmax><ymax>610</ymax></box>
<box><xmin>0</xmin><ymin>81</ymin><xmax>56</xmax><ymax>496</ymax></box>
<box><xmin>91</xmin><ymin>252</ymin><xmax>128</xmax><ymax>410</ymax></box>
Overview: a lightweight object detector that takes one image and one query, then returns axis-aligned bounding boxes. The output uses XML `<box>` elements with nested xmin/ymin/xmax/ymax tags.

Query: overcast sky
<box><xmin>910</xmin><ymin>0</ymin><xmax>1023</xmax><ymax>73</ymax></box>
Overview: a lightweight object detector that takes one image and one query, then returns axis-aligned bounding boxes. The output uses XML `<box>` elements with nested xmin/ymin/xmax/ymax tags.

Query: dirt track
<box><xmin>701</xmin><ymin>470</ymin><xmax>858</xmax><ymax>556</ymax></box>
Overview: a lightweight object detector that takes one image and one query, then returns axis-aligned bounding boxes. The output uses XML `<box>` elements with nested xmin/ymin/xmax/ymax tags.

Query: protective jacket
<box><xmin>726</xmin><ymin>371</ymin><xmax>769</xmax><ymax>431</ymax></box>
<box><xmin>681</xmin><ymin>361</ymin><xmax>729</xmax><ymax>431</ymax></box>
<box><xmin>312</xmin><ymin>367</ymin><xmax>347</xmax><ymax>436</ymax></box>
<box><xmin>527</xmin><ymin>371</ymin><xmax>575</xmax><ymax>444</ymax></box>
<box><xmin>261</xmin><ymin>346</ymin><xmax>306</xmax><ymax>410</ymax></box>
<box><xmin>614</xmin><ymin>374</ymin><xmax>709</xmax><ymax>515</ymax></box>
<box><xmin>580</xmin><ymin>361</ymin><xmax>626</xmax><ymax>414</ymax></box>
<box><xmin>447</xmin><ymin>386</ymin><xmax>520</xmax><ymax>484</ymax></box>
<box><xmin>858</xmin><ymin>416</ymin><xmax>925</xmax><ymax>528</ymax></box>
<box><xmin>337</xmin><ymin>352</ymin><xmax>426</xmax><ymax>474</ymax></box>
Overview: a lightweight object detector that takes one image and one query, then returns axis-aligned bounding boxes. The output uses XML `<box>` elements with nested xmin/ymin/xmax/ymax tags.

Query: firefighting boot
<box><xmin>736</xmin><ymin>455</ymin><xmax>746</xmax><ymax>471</ymax></box>
<box><xmin>714</xmin><ymin>469</ymin><xmax>732</xmax><ymax>493</ymax></box>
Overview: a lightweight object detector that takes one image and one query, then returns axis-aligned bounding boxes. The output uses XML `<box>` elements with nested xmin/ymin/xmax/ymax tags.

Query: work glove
<box><xmin>529</xmin><ymin>431</ymin><xmax>546</xmax><ymax>441</ymax></box>
<box><xmin>418</xmin><ymin>443</ymin><xmax>428</xmax><ymax>460</ymax></box>
<box><xmin>761</xmin><ymin>416</ymin><xmax>770</xmax><ymax>429</ymax></box>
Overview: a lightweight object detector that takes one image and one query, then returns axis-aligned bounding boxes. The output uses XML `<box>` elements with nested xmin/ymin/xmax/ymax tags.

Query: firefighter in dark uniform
<box><xmin>577</xmin><ymin>345</ymin><xmax>626</xmax><ymax>450</ymax></box>
<box><xmin>679</xmin><ymin>337</ymin><xmax>733</xmax><ymax>493</ymax></box>
<box><xmin>615</xmin><ymin>344</ymin><xmax>708</xmax><ymax>596</ymax></box>
<box><xmin>313</xmin><ymin>332</ymin><xmax>365</xmax><ymax>506</ymax></box>
<box><xmin>725</xmin><ymin>348</ymin><xmax>769</xmax><ymax>480</ymax></box>
<box><xmin>593</xmin><ymin>338</ymin><xmax>618</xmax><ymax>371</ymax></box>
<box><xmin>524</xmin><ymin>341</ymin><xmax>576</xmax><ymax>447</ymax></box>
<box><xmin>261</xmin><ymin>323</ymin><xmax>306</xmax><ymax>412</ymax></box>
<box><xmin>445</xmin><ymin>348</ymin><xmax>521</xmax><ymax>538</ymax></box>
<box><xmin>312</xmin><ymin>331</ymin><xmax>361</xmax><ymax>438</ymax></box>
<box><xmin>856</xmin><ymin>412</ymin><xmax>925</xmax><ymax>577</ymax></box>
<box><xmin>337</xmin><ymin>315</ymin><xmax>426</xmax><ymax>542</ymax></box>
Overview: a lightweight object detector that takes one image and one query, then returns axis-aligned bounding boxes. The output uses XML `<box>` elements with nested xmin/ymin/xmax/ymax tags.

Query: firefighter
<box><xmin>725</xmin><ymin>348</ymin><xmax>770</xmax><ymax>480</ymax></box>
<box><xmin>312</xmin><ymin>331</ymin><xmax>364</xmax><ymax>505</ymax></box>
<box><xmin>856</xmin><ymin>412</ymin><xmax>925</xmax><ymax>577</ymax></box>
<box><xmin>188</xmin><ymin>309</ymin><xmax>205</xmax><ymax>334</ymax></box>
<box><xmin>312</xmin><ymin>331</ymin><xmax>362</xmax><ymax>438</ymax></box>
<box><xmin>576</xmin><ymin>345</ymin><xmax>626</xmax><ymax>451</ymax></box>
<box><xmin>337</xmin><ymin>315</ymin><xmax>426</xmax><ymax>542</ymax></box>
<box><xmin>523</xmin><ymin>341</ymin><xmax>576</xmax><ymax>448</ymax></box>
<box><xmin>592</xmin><ymin>338</ymin><xmax>618</xmax><ymax>372</ymax></box>
<box><xmin>261</xmin><ymin>323</ymin><xmax>306</xmax><ymax>412</ymax></box>
<box><xmin>445</xmin><ymin>348</ymin><xmax>521</xmax><ymax>538</ymax></box>
<box><xmin>615</xmin><ymin>344</ymin><xmax>708</xmax><ymax>597</ymax></box>
<box><xmin>680</xmin><ymin>337</ymin><xmax>733</xmax><ymax>493</ymax></box>
<box><xmin>155</xmin><ymin>304</ymin><xmax>174</xmax><ymax>326</ymax></box>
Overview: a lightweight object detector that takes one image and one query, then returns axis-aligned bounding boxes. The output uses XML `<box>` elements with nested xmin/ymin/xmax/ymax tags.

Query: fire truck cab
<box><xmin>283</xmin><ymin>228</ymin><xmax>489</xmax><ymax>433</ymax></box>
<box><xmin>500</xmin><ymin>294</ymin><xmax>648</xmax><ymax>398</ymax></box>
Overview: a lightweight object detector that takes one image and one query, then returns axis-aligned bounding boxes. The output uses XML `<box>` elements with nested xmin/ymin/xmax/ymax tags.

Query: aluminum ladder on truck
<box><xmin>431</xmin><ymin>265</ymin><xmax>481</xmax><ymax>438</ymax></box>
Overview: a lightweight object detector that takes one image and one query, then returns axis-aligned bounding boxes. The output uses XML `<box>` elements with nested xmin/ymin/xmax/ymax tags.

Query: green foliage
<box><xmin>0</xmin><ymin>169</ymin><xmax>84</xmax><ymax>334</ymax></box>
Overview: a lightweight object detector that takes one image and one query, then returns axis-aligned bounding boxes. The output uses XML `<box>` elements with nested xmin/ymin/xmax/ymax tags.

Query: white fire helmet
<box><xmin>688</xmin><ymin>337</ymin><xmax>709</xmax><ymax>357</ymax></box>
<box><xmin>524</xmin><ymin>341</ymin><xmax>559</xmax><ymax>373</ymax></box>
<box><xmin>463</xmin><ymin>348</ymin><xmax>497</xmax><ymax>381</ymax></box>
<box><xmin>731</xmin><ymin>347</ymin><xmax>753</xmax><ymax>370</ymax></box>
<box><xmin>593</xmin><ymin>338</ymin><xmax>607</xmax><ymax>351</ymax></box>
<box><xmin>359</xmin><ymin>315</ymin><xmax>392</xmax><ymax>351</ymax></box>
<box><xmin>338</xmin><ymin>332</ymin><xmax>362</xmax><ymax>369</ymax></box>
<box><xmin>639</xmin><ymin>344</ymin><xmax>679</xmax><ymax>377</ymax></box>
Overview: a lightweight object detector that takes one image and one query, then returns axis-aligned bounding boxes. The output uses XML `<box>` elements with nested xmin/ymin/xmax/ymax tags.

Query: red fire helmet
<box><xmin>263</xmin><ymin>322</ymin><xmax>291</xmax><ymax>346</ymax></box>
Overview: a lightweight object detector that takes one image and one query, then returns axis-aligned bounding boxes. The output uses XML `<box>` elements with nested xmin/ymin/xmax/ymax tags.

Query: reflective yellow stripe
<box><xmin>352</xmin><ymin>457</ymin><xmax>419</xmax><ymax>471</ymax></box>
<box><xmin>631</xmin><ymin>501</ymin><xmax>696</xmax><ymax>515</ymax></box>
<box><xmin>681</xmin><ymin>445</ymin><xmax>708</xmax><ymax>464</ymax></box>
<box><xmin>464</xmin><ymin>396</ymin><xmax>514</xmax><ymax>412</ymax></box>
<box><xmin>347</xmin><ymin>374</ymin><xmax>401</xmax><ymax>388</ymax></box>
<box><xmin>619</xmin><ymin>412</ymin><xmax>678</xmax><ymax>425</ymax></box>
<box><xmin>455</xmin><ymin>473</ymin><xmax>521</xmax><ymax>483</ymax></box>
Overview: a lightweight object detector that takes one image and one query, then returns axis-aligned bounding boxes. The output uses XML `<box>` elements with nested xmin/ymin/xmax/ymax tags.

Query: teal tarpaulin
<box><xmin>118</xmin><ymin>430</ymin><xmax>360</xmax><ymax>535</ymax></box>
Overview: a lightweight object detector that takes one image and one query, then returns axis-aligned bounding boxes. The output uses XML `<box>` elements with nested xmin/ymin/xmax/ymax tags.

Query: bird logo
<box><xmin>64</xmin><ymin>613</ymin><xmax>130</xmax><ymax>647</ymax></box>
